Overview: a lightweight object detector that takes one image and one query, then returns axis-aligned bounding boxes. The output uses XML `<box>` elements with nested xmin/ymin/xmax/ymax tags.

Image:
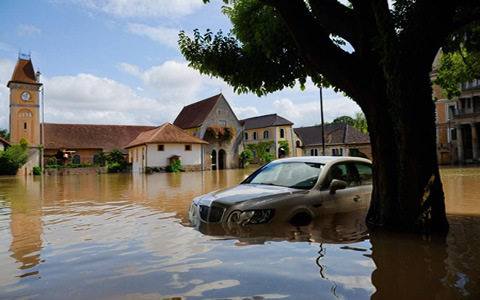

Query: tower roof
<box><xmin>7</xmin><ymin>58</ymin><xmax>42</xmax><ymax>87</ymax></box>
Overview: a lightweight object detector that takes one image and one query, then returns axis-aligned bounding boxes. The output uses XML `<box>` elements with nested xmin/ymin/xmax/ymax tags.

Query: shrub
<box><xmin>262</xmin><ymin>152</ymin><xmax>274</xmax><ymax>163</ymax></box>
<box><xmin>47</xmin><ymin>157</ymin><xmax>57</xmax><ymax>166</ymax></box>
<box><xmin>166</xmin><ymin>159</ymin><xmax>183</xmax><ymax>173</ymax></box>
<box><xmin>33</xmin><ymin>166</ymin><xmax>42</xmax><ymax>175</ymax></box>
<box><xmin>0</xmin><ymin>138</ymin><xmax>29</xmax><ymax>175</ymax></box>
<box><xmin>240</xmin><ymin>149</ymin><xmax>253</xmax><ymax>168</ymax></box>
<box><xmin>107</xmin><ymin>162</ymin><xmax>123</xmax><ymax>173</ymax></box>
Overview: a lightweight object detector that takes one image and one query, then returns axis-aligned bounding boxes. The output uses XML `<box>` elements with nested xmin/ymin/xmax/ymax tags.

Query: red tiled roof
<box><xmin>125</xmin><ymin>122</ymin><xmax>208</xmax><ymax>148</ymax></box>
<box><xmin>7</xmin><ymin>58</ymin><xmax>42</xmax><ymax>87</ymax></box>
<box><xmin>0</xmin><ymin>136</ymin><xmax>10</xmax><ymax>147</ymax></box>
<box><xmin>242</xmin><ymin>114</ymin><xmax>293</xmax><ymax>130</ymax></box>
<box><xmin>43</xmin><ymin>123</ymin><xmax>156</xmax><ymax>153</ymax></box>
<box><xmin>173</xmin><ymin>94</ymin><xmax>222</xmax><ymax>129</ymax></box>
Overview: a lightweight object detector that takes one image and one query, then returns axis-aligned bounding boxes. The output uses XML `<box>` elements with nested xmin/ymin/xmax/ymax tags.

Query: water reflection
<box><xmin>195</xmin><ymin>210</ymin><xmax>369</xmax><ymax>245</ymax></box>
<box><xmin>0</xmin><ymin>167</ymin><xmax>479</xmax><ymax>299</ymax></box>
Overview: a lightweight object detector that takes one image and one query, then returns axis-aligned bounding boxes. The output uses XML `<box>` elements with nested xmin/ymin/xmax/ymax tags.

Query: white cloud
<box><xmin>120</xmin><ymin>60</ymin><xmax>228</xmax><ymax>105</ymax></box>
<box><xmin>68</xmin><ymin>0</ymin><xmax>204</xmax><ymax>18</ymax></box>
<box><xmin>232</xmin><ymin>106</ymin><xmax>259</xmax><ymax>120</ymax></box>
<box><xmin>17</xmin><ymin>24</ymin><xmax>41</xmax><ymax>36</ymax></box>
<box><xmin>41</xmin><ymin>73</ymin><xmax>179</xmax><ymax>125</ymax></box>
<box><xmin>126</xmin><ymin>23</ymin><xmax>180</xmax><ymax>48</ymax></box>
<box><xmin>273</xmin><ymin>95</ymin><xmax>362</xmax><ymax>127</ymax></box>
<box><xmin>0</xmin><ymin>59</ymin><xmax>15</xmax><ymax>130</ymax></box>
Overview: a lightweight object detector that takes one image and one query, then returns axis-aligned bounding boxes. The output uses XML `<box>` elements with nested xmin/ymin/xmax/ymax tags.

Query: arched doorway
<box><xmin>218</xmin><ymin>149</ymin><xmax>226</xmax><ymax>170</ymax></box>
<box><xmin>211</xmin><ymin>150</ymin><xmax>217</xmax><ymax>170</ymax></box>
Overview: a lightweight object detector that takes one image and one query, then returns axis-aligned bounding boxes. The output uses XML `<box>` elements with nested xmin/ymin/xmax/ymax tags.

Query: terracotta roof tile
<box><xmin>43</xmin><ymin>123</ymin><xmax>156</xmax><ymax>153</ymax></box>
<box><xmin>125</xmin><ymin>122</ymin><xmax>208</xmax><ymax>148</ymax></box>
<box><xmin>0</xmin><ymin>136</ymin><xmax>10</xmax><ymax>147</ymax></box>
<box><xmin>173</xmin><ymin>94</ymin><xmax>222</xmax><ymax>129</ymax></box>
<box><xmin>242</xmin><ymin>114</ymin><xmax>293</xmax><ymax>130</ymax></box>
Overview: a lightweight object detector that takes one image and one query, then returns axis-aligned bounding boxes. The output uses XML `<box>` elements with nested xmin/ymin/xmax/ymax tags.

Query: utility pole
<box><xmin>320</xmin><ymin>86</ymin><xmax>326</xmax><ymax>156</ymax></box>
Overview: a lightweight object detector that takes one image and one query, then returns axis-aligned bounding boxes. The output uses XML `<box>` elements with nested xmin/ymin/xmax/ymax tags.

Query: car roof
<box><xmin>271</xmin><ymin>156</ymin><xmax>372</xmax><ymax>165</ymax></box>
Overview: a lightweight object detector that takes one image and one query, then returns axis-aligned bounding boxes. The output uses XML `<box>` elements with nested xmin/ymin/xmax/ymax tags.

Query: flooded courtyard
<box><xmin>0</xmin><ymin>166</ymin><xmax>479</xmax><ymax>299</ymax></box>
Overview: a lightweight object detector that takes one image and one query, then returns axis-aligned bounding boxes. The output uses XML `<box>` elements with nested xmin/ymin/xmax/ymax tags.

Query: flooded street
<box><xmin>0</xmin><ymin>167</ymin><xmax>479</xmax><ymax>299</ymax></box>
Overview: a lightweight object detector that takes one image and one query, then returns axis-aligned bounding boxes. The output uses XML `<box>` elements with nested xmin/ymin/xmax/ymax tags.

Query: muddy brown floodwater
<box><xmin>0</xmin><ymin>166</ymin><xmax>479</xmax><ymax>299</ymax></box>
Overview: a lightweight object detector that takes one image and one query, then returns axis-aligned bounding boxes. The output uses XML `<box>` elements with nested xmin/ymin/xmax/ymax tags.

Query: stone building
<box><xmin>173</xmin><ymin>94</ymin><xmax>244</xmax><ymax>170</ymax></box>
<box><xmin>434</xmin><ymin>81</ymin><xmax>480</xmax><ymax>164</ymax></box>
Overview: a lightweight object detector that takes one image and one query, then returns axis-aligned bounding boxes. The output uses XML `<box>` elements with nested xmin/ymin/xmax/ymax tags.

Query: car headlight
<box><xmin>227</xmin><ymin>209</ymin><xmax>275</xmax><ymax>225</ymax></box>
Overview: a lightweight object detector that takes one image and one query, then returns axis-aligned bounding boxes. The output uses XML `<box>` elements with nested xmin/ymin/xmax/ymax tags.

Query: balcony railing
<box><xmin>460</xmin><ymin>80</ymin><xmax>480</xmax><ymax>92</ymax></box>
<box><xmin>454</xmin><ymin>106</ymin><xmax>480</xmax><ymax>116</ymax></box>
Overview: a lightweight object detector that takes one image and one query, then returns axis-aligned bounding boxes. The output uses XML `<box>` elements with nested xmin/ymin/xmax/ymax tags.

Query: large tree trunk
<box><xmin>364</xmin><ymin>68</ymin><xmax>449</xmax><ymax>233</ymax></box>
<box><xmin>268</xmin><ymin>0</ymin><xmax>452</xmax><ymax>233</ymax></box>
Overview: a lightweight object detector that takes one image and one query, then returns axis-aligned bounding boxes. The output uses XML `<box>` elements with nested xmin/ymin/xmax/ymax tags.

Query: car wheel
<box><xmin>290</xmin><ymin>212</ymin><xmax>312</xmax><ymax>227</ymax></box>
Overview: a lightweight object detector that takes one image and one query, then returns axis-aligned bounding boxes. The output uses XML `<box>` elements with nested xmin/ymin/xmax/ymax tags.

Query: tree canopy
<box><xmin>180</xmin><ymin>0</ymin><xmax>480</xmax><ymax>233</ymax></box>
<box><xmin>434</xmin><ymin>47</ymin><xmax>480</xmax><ymax>99</ymax></box>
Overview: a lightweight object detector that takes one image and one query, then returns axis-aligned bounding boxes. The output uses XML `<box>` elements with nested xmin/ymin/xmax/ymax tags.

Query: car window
<box><xmin>323</xmin><ymin>163</ymin><xmax>357</xmax><ymax>188</ymax></box>
<box><xmin>244</xmin><ymin>162</ymin><xmax>323</xmax><ymax>189</ymax></box>
<box><xmin>354</xmin><ymin>163</ymin><xmax>372</xmax><ymax>185</ymax></box>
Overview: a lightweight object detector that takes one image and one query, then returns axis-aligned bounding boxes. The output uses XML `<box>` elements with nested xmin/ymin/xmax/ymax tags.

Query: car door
<box><xmin>318</xmin><ymin>162</ymin><xmax>372</xmax><ymax>214</ymax></box>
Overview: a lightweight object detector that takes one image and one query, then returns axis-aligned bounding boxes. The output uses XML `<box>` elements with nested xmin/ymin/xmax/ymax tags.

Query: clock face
<box><xmin>21</xmin><ymin>91</ymin><xmax>31</xmax><ymax>101</ymax></box>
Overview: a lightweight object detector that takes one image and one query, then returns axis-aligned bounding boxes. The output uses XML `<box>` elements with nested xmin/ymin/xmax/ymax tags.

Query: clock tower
<box><xmin>7</xmin><ymin>56</ymin><xmax>43</xmax><ymax>146</ymax></box>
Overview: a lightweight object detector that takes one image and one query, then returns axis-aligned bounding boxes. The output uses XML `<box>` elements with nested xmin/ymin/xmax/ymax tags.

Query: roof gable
<box><xmin>126</xmin><ymin>122</ymin><xmax>208</xmax><ymax>148</ymax></box>
<box><xmin>173</xmin><ymin>94</ymin><xmax>222</xmax><ymax>129</ymax></box>
<box><xmin>242</xmin><ymin>114</ymin><xmax>293</xmax><ymax>130</ymax></box>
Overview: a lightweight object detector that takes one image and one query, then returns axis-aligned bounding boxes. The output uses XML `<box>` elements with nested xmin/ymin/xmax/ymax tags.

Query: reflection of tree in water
<box><xmin>316</xmin><ymin>243</ymin><xmax>339</xmax><ymax>298</ymax></box>
<box><xmin>370</xmin><ymin>217</ymin><xmax>480</xmax><ymax>299</ymax></box>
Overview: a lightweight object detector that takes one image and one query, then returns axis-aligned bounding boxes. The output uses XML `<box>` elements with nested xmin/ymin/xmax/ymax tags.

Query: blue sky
<box><xmin>0</xmin><ymin>0</ymin><xmax>362</xmax><ymax>131</ymax></box>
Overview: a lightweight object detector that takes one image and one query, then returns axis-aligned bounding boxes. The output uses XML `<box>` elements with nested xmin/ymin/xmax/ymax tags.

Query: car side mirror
<box><xmin>330</xmin><ymin>179</ymin><xmax>347</xmax><ymax>194</ymax></box>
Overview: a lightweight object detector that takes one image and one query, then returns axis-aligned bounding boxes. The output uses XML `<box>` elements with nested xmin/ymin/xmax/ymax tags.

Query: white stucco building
<box><xmin>126</xmin><ymin>122</ymin><xmax>208</xmax><ymax>173</ymax></box>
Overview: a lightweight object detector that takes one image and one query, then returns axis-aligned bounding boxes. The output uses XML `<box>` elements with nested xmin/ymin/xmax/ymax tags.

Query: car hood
<box><xmin>195</xmin><ymin>184</ymin><xmax>307</xmax><ymax>207</ymax></box>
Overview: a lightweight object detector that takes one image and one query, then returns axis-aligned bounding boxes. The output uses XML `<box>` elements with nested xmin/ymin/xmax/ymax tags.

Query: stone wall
<box><xmin>44</xmin><ymin>166</ymin><xmax>107</xmax><ymax>176</ymax></box>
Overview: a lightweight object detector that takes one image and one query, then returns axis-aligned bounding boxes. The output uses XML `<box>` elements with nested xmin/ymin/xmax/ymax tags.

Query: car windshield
<box><xmin>243</xmin><ymin>162</ymin><xmax>324</xmax><ymax>190</ymax></box>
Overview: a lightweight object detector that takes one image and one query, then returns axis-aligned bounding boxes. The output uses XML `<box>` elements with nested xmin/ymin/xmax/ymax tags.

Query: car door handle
<box><xmin>353</xmin><ymin>195</ymin><xmax>362</xmax><ymax>202</ymax></box>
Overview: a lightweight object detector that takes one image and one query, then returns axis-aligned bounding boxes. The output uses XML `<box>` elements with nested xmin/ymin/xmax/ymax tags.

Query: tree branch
<box><xmin>265</xmin><ymin>0</ymin><xmax>370</xmax><ymax>102</ymax></box>
<box><xmin>309</xmin><ymin>0</ymin><xmax>358</xmax><ymax>48</ymax></box>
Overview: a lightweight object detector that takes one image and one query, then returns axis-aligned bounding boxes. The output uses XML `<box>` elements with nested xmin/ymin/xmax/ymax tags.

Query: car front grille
<box><xmin>199</xmin><ymin>205</ymin><xmax>225</xmax><ymax>222</ymax></box>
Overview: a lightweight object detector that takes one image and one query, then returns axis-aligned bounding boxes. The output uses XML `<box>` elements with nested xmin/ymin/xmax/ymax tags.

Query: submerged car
<box><xmin>188</xmin><ymin>156</ymin><xmax>373</xmax><ymax>226</ymax></box>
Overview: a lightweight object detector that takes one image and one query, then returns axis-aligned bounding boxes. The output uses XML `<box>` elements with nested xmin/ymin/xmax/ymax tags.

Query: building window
<box><xmin>280</xmin><ymin>128</ymin><xmax>285</xmax><ymax>138</ymax></box>
<box><xmin>185</xmin><ymin>145</ymin><xmax>192</xmax><ymax>151</ymax></box>
<box><xmin>245</xmin><ymin>132</ymin><xmax>248</xmax><ymax>140</ymax></box>
<box><xmin>219</xmin><ymin>120</ymin><xmax>227</xmax><ymax>126</ymax></box>
<box><xmin>332</xmin><ymin>148</ymin><xmax>344</xmax><ymax>156</ymax></box>
<box><xmin>253</xmin><ymin>150</ymin><xmax>257</xmax><ymax>158</ymax></box>
<box><xmin>158</xmin><ymin>145</ymin><xmax>164</xmax><ymax>151</ymax></box>
<box><xmin>253</xmin><ymin>132</ymin><xmax>258</xmax><ymax>140</ymax></box>
<box><xmin>446</xmin><ymin>104</ymin><xmax>456</xmax><ymax>120</ymax></box>
<box><xmin>263</xmin><ymin>130</ymin><xmax>269</xmax><ymax>139</ymax></box>
<box><xmin>310</xmin><ymin>149</ymin><xmax>318</xmax><ymax>156</ymax></box>
<box><xmin>73</xmin><ymin>154</ymin><xmax>81</xmax><ymax>164</ymax></box>
<box><xmin>93</xmin><ymin>154</ymin><xmax>99</xmax><ymax>165</ymax></box>
<box><xmin>24</xmin><ymin>123</ymin><xmax>27</xmax><ymax>131</ymax></box>
<box><xmin>19</xmin><ymin>111</ymin><xmax>32</xmax><ymax>118</ymax></box>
